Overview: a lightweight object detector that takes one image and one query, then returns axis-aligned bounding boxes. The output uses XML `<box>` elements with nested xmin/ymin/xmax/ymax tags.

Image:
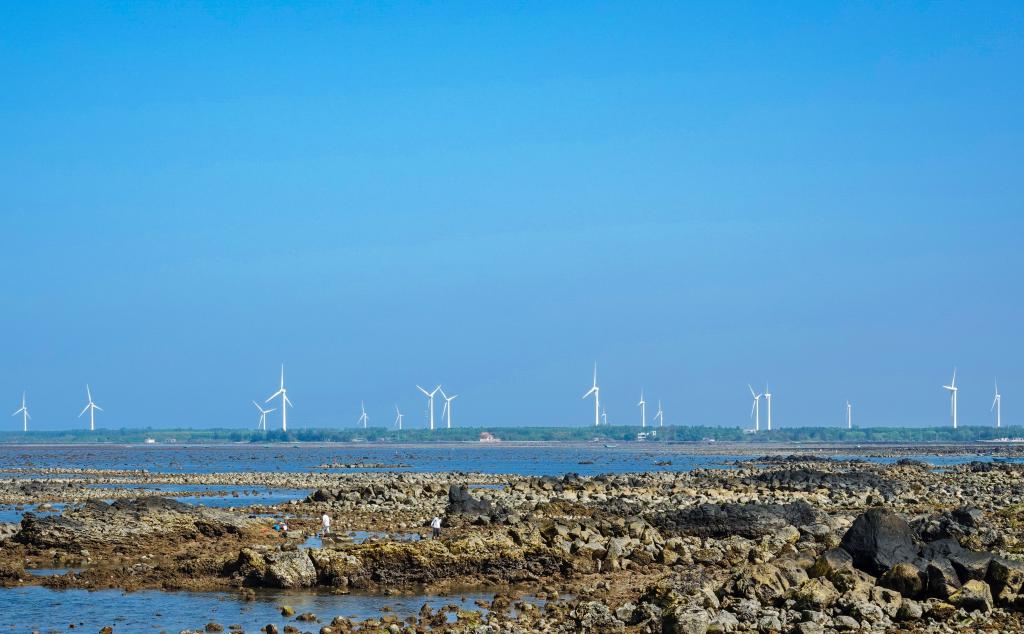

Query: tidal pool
<box><xmin>0</xmin><ymin>586</ymin><xmax>553</xmax><ymax>632</ymax></box>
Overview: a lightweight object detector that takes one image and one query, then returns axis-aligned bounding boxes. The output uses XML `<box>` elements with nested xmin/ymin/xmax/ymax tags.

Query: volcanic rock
<box><xmin>652</xmin><ymin>500</ymin><xmax>819</xmax><ymax>539</ymax></box>
<box><xmin>838</xmin><ymin>507</ymin><xmax>919</xmax><ymax>575</ymax></box>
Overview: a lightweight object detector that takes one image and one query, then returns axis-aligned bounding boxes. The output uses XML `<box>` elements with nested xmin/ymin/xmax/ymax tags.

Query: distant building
<box><xmin>144</xmin><ymin>438</ymin><xmax>156</xmax><ymax>444</ymax></box>
<box><xmin>479</xmin><ymin>432</ymin><xmax>500</xmax><ymax>443</ymax></box>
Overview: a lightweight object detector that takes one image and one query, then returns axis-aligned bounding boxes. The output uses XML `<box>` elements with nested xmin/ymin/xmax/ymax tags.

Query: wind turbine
<box><xmin>252</xmin><ymin>400</ymin><xmax>275</xmax><ymax>431</ymax></box>
<box><xmin>265</xmin><ymin>364</ymin><xmax>293</xmax><ymax>432</ymax></box>
<box><xmin>942</xmin><ymin>368</ymin><xmax>958</xmax><ymax>429</ymax></box>
<box><xmin>748</xmin><ymin>385</ymin><xmax>761</xmax><ymax>432</ymax></box>
<box><xmin>358</xmin><ymin>401</ymin><xmax>368</xmax><ymax>428</ymax></box>
<box><xmin>846</xmin><ymin>401</ymin><xmax>852</xmax><ymax>429</ymax></box>
<box><xmin>993</xmin><ymin>381</ymin><xmax>1002</xmax><ymax>429</ymax></box>
<box><xmin>582</xmin><ymin>363</ymin><xmax>600</xmax><ymax>427</ymax></box>
<box><xmin>763</xmin><ymin>384</ymin><xmax>772</xmax><ymax>431</ymax></box>
<box><xmin>395</xmin><ymin>405</ymin><xmax>404</xmax><ymax>430</ymax></box>
<box><xmin>653</xmin><ymin>400</ymin><xmax>664</xmax><ymax>427</ymax></box>
<box><xmin>439</xmin><ymin>388</ymin><xmax>458</xmax><ymax>429</ymax></box>
<box><xmin>416</xmin><ymin>385</ymin><xmax>441</xmax><ymax>430</ymax></box>
<box><xmin>12</xmin><ymin>392</ymin><xmax>29</xmax><ymax>432</ymax></box>
<box><xmin>79</xmin><ymin>385</ymin><xmax>102</xmax><ymax>431</ymax></box>
<box><xmin>637</xmin><ymin>389</ymin><xmax>647</xmax><ymax>428</ymax></box>
<box><xmin>601</xmin><ymin>408</ymin><xmax>608</xmax><ymax>426</ymax></box>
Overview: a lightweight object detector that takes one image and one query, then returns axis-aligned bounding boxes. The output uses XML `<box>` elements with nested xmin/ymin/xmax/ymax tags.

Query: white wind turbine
<box><xmin>79</xmin><ymin>385</ymin><xmax>102</xmax><ymax>431</ymax></box>
<box><xmin>12</xmin><ymin>392</ymin><xmax>29</xmax><ymax>432</ymax></box>
<box><xmin>942</xmin><ymin>368</ymin><xmax>958</xmax><ymax>429</ymax></box>
<box><xmin>439</xmin><ymin>388</ymin><xmax>458</xmax><ymax>429</ymax></box>
<box><xmin>252</xmin><ymin>400</ymin><xmax>275</xmax><ymax>431</ymax></box>
<box><xmin>395</xmin><ymin>405</ymin><xmax>404</xmax><ymax>430</ymax></box>
<box><xmin>601</xmin><ymin>407</ymin><xmax>608</xmax><ymax>426</ymax></box>
<box><xmin>993</xmin><ymin>381</ymin><xmax>1002</xmax><ymax>429</ymax></box>
<box><xmin>265</xmin><ymin>364</ymin><xmax>293</xmax><ymax>432</ymax></box>
<box><xmin>582</xmin><ymin>363</ymin><xmax>600</xmax><ymax>427</ymax></box>
<box><xmin>763</xmin><ymin>383</ymin><xmax>772</xmax><ymax>431</ymax></box>
<box><xmin>846</xmin><ymin>401</ymin><xmax>852</xmax><ymax>430</ymax></box>
<box><xmin>637</xmin><ymin>389</ymin><xmax>647</xmax><ymax>428</ymax></box>
<box><xmin>358</xmin><ymin>401</ymin><xmax>368</xmax><ymax>428</ymax></box>
<box><xmin>653</xmin><ymin>400</ymin><xmax>664</xmax><ymax>427</ymax></box>
<box><xmin>417</xmin><ymin>385</ymin><xmax>441</xmax><ymax>430</ymax></box>
<box><xmin>748</xmin><ymin>385</ymin><xmax>761</xmax><ymax>432</ymax></box>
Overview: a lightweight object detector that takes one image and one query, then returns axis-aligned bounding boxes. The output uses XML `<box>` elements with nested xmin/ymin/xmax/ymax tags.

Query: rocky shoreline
<box><xmin>3</xmin><ymin>457</ymin><xmax>1024</xmax><ymax>632</ymax></box>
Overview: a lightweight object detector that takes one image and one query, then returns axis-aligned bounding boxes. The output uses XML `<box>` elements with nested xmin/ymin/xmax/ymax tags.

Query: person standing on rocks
<box><xmin>430</xmin><ymin>516</ymin><xmax>442</xmax><ymax>539</ymax></box>
<box><xmin>321</xmin><ymin>512</ymin><xmax>331</xmax><ymax>536</ymax></box>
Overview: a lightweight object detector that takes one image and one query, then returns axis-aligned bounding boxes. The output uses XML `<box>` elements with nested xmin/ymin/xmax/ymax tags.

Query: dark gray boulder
<box><xmin>651</xmin><ymin>500</ymin><xmax>819</xmax><ymax>539</ymax></box>
<box><xmin>839</xmin><ymin>507</ymin><xmax>920</xmax><ymax>575</ymax></box>
<box><xmin>446</xmin><ymin>485</ymin><xmax>508</xmax><ymax>522</ymax></box>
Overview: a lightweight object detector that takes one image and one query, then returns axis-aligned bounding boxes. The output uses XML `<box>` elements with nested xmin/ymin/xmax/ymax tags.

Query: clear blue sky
<box><xmin>1</xmin><ymin>2</ymin><xmax>1021</xmax><ymax>430</ymax></box>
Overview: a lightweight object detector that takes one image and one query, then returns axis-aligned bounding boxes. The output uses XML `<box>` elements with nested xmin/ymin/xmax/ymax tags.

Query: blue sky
<box><xmin>1</xmin><ymin>2</ymin><xmax>1021</xmax><ymax>430</ymax></box>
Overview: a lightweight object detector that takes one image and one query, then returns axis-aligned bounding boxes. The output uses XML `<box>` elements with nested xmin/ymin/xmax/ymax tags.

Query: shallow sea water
<box><xmin>1</xmin><ymin>585</ymin><xmax>550</xmax><ymax>632</ymax></box>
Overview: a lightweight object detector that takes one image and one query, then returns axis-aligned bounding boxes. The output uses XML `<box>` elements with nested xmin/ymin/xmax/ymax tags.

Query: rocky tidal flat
<box><xmin>3</xmin><ymin>456</ymin><xmax>1024</xmax><ymax>632</ymax></box>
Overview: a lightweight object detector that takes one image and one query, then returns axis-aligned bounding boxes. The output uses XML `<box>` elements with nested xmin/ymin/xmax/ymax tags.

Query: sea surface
<box><xmin>0</xmin><ymin>443</ymin><xmax>1011</xmax><ymax>476</ymax></box>
<box><xmin>1</xmin><ymin>585</ymin><xmax>552</xmax><ymax>632</ymax></box>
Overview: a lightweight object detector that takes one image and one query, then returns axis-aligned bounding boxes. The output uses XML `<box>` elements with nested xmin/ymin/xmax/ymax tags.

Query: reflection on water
<box><xmin>25</xmin><ymin>567</ymin><xmax>84</xmax><ymax>577</ymax></box>
<box><xmin>1</xmin><ymin>585</ymin><xmax>553</xmax><ymax>632</ymax></box>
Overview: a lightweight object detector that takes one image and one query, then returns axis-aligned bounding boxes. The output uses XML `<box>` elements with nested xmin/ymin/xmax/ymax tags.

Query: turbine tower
<box><xmin>395</xmin><ymin>405</ymin><xmax>404</xmax><ymax>430</ymax></box>
<box><xmin>12</xmin><ymin>392</ymin><xmax>29</xmax><ymax>432</ymax></box>
<box><xmin>993</xmin><ymin>381</ymin><xmax>1002</xmax><ymax>429</ymax></box>
<box><xmin>265</xmin><ymin>364</ymin><xmax>293</xmax><ymax>432</ymax></box>
<box><xmin>748</xmin><ymin>385</ymin><xmax>761</xmax><ymax>432</ymax></box>
<box><xmin>416</xmin><ymin>385</ymin><xmax>441</xmax><ymax>430</ymax></box>
<box><xmin>763</xmin><ymin>384</ymin><xmax>772</xmax><ymax>431</ymax></box>
<box><xmin>942</xmin><ymin>368</ymin><xmax>958</xmax><ymax>429</ymax></box>
<box><xmin>79</xmin><ymin>385</ymin><xmax>102</xmax><ymax>431</ymax></box>
<box><xmin>653</xmin><ymin>400</ymin><xmax>664</xmax><ymax>427</ymax></box>
<box><xmin>439</xmin><ymin>388</ymin><xmax>458</xmax><ymax>429</ymax></box>
<box><xmin>582</xmin><ymin>363</ymin><xmax>600</xmax><ymax>427</ymax></box>
<box><xmin>637</xmin><ymin>389</ymin><xmax>647</xmax><ymax>428</ymax></box>
<box><xmin>252</xmin><ymin>400</ymin><xmax>275</xmax><ymax>431</ymax></box>
<box><xmin>358</xmin><ymin>401</ymin><xmax>368</xmax><ymax>428</ymax></box>
<box><xmin>846</xmin><ymin>401</ymin><xmax>852</xmax><ymax>429</ymax></box>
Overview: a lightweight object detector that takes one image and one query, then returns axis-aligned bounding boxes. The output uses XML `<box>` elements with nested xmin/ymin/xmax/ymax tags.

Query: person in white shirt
<box><xmin>321</xmin><ymin>513</ymin><xmax>331</xmax><ymax>535</ymax></box>
<box><xmin>430</xmin><ymin>516</ymin><xmax>442</xmax><ymax>539</ymax></box>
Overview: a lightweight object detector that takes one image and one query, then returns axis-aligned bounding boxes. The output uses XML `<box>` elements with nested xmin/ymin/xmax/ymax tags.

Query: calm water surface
<box><xmin>0</xmin><ymin>444</ymin><xmax>1010</xmax><ymax>476</ymax></box>
<box><xmin>1</xmin><ymin>586</ymin><xmax>544</xmax><ymax>633</ymax></box>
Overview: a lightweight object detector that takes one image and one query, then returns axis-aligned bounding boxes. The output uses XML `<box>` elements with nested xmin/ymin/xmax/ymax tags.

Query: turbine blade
<box><xmin>748</xmin><ymin>384</ymin><xmax>755</xmax><ymax>398</ymax></box>
<box><xmin>94</xmin><ymin>404</ymin><xmax>103</xmax><ymax>412</ymax></box>
<box><xmin>266</xmin><ymin>389</ymin><xmax>284</xmax><ymax>402</ymax></box>
<box><xmin>417</xmin><ymin>385</ymin><xmax>429</xmax><ymax>396</ymax></box>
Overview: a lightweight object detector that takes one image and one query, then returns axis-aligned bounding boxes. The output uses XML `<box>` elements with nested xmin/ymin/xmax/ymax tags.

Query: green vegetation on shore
<box><xmin>1</xmin><ymin>425</ymin><xmax>1022</xmax><ymax>444</ymax></box>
